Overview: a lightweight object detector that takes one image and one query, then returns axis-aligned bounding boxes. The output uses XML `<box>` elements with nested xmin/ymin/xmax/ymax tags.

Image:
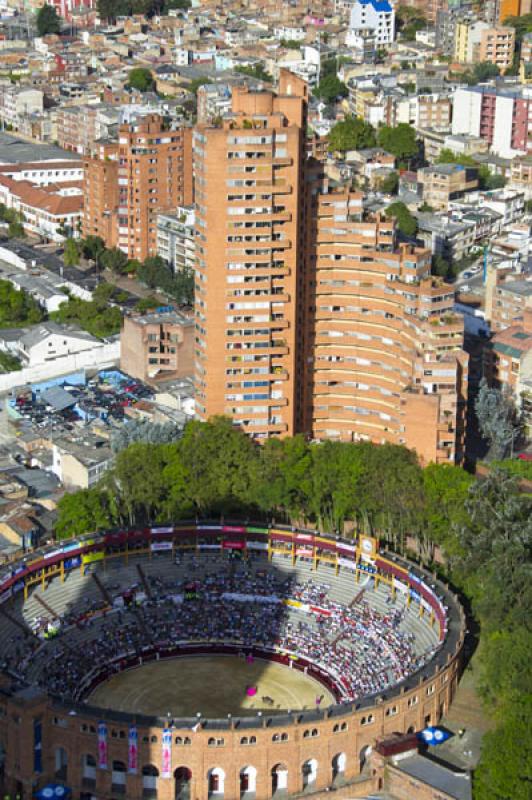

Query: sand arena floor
<box><xmin>88</xmin><ymin>655</ymin><xmax>335</xmax><ymax>717</ymax></box>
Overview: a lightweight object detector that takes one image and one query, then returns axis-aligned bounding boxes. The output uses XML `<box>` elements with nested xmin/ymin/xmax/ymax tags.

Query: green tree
<box><xmin>63</xmin><ymin>238</ymin><xmax>80</xmax><ymax>267</ymax></box>
<box><xmin>107</xmin><ymin>442</ymin><xmax>168</xmax><ymax>524</ymax></box>
<box><xmin>385</xmin><ymin>201</ymin><xmax>417</xmax><ymax>237</ymax></box>
<box><xmin>128</xmin><ymin>67</ymin><xmax>155</xmax><ymax>92</ymax></box>
<box><xmin>50</xmin><ymin>296</ymin><xmax>122</xmax><ymax>338</ymax></box>
<box><xmin>163</xmin><ymin>0</ymin><xmax>191</xmax><ymax>10</ymax></box>
<box><xmin>473</xmin><ymin>697</ymin><xmax>532</xmax><ymax>800</ymax></box>
<box><xmin>188</xmin><ymin>77</ymin><xmax>210</xmax><ymax>95</ymax></box>
<box><xmin>111</xmin><ymin>419</ymin><xmax>183</xmax><ymax>453</ymax></box>
<box><xmin>81</xmin><ymin>235</ymin><xmax>106</xmax><ymax>264</ymax></box>
<box><xmin>254</xmin><ymin>435</ymin><xmax>312</xmax><ymax>520</ymax></box>
<box><xmin>483</xmin><ymin>173</ymin><xmax>506</xmax><ymax>190</ymax></box>
<box><xmin>503</xmin><ymin>13</ymin><xmax>532</xmax><ymax>43</ymax></box>
<box><xmin>378</xmin><ymin>171</ymin><xmax>399</xmax><ymax>195</ymax></box>
<box><xmin>280</xmin><ymin>39</ymin><xmax>301</xmax><ymax>49</ymax></box>
<box><xmin>314</xmin><ymin>74</ymin><xmax>348</xmax><ymax>103</ymax></box>
<box><xmin>396</xmin><ymin>6</ymin><xmax>427</xmax><ymax>40</ymax></box>
<box><xmin>377</xmin><ymin>123</ymin><xmax>418</xmax><ymax>162</ymax></box>
<box><xmin>160</xmin><ymin>444</ymin><xmax>194</xmax><ymax>520</ymax></box>
<box><xmin>137</xmin><ymin>257</ymin><xmax>194</xmax><ymax>304</ymax></box>
<box><xmin>36</xmin><ymin>4</ymin><xmax>62</xmax><ymax>36</ymax></box>
<box><xmin>477</xmin><ymin>628</ymin><xmax>532</xmax><ymax>714</ymax></box>
<box><xmin>455</xmin><ymin>468</ymin><xmax>532</xmax><ymax>632</ymax></box>
<box><xmin>0</xmin><ymin>351</ymin><xmax>22</xmax><ymax>372</ymax></box>
<box><xmin>235</xmin><ymin>64</ymin><xmax>273</xmax><ymax>83</ymax></box>
<box><xmin>472</xmin><ymin>62</ymin><xmax>500</xmax><ymax>82</ymax></box>
<box><xmin>7</xmin><ymin>221</ymin><xmax>25</xmax><ymax>239</ymax></box>
<box><xmin>135</xmin><ymin>296</ymin><xmax>159</xmax><ymax>313</ymax></box>
<box><xmin>92</xmin><ymin>282</ymin><xmax>116</xmax><ymax>304</ymax></box>
<box><xmin>431</xmin><ymin>254</ymin><xmax>452</xmax><ymax>279</ymax></box>
<box><xmin>101</xmin><ymin>247</ymin><xmax>129</xmax><ymax>274</ymax></box>
<box><xmin>422</xmin><ymin>463</ymin><xmax>474</xmax><ymax>563</ymax></box>
<box><xmin>475</xmin><ymin>378</ymin><xmax>521</xmax><ymax>460</ymax></box>
<box><xmin>0</xmin><ymin>279</ymin><xmax>44</xmax><ymax>327</ymax></box>
<box><xmin>328</xmin><ymin>117</ymin><xmax>376</xmax><ymax>153</ymax></box>
<box><xmin>178</xmin><ymin>417</ymin><xmax>260</xmax><ymax>515</ymax></box>
<box><xmin>55</xmin><ymin>489</ymin><xmax>115</xmax><ymax>539</ymax></box>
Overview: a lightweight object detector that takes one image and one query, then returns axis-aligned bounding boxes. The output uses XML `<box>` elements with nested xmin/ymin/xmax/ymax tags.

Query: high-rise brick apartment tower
<box><xmin>194</xmin><ymin>71</ymin><xmax>309</xmax><ymax>438</ymax></box>
<box><xmin>194</xmin><ymin>73</ymin><xmax>469</xmax><ymax>464</ymax></box>
<box><xmin>83</xmin><ymin>114</ymin><xmax>193</xmax><ymax>261</ymax></box>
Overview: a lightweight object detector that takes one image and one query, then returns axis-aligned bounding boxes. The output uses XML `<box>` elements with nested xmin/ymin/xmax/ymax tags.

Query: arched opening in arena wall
<box><xmin>54</xmin><ymin>746</ymin><xmax>67</xmax><ymax>780</ymax></box>
<box><xmin>301</xmin><ymin>758</ymin><xmax>318</xmax><ymax>791</ymax></box>
<box><xmin>332</xmin><ymin>752</ymin><xmax>346</xmax><ymax>784</ymax></box>
<box><xmin>359</xmin><ymin>745</ymin><xmax>372</xmax><ymax>772</ymax></box>
<box><xmin>174</xmin><ymin>766</ymin><xmax>192</xmax><ymax>800</ymax></box>
<box><xmin>142</xmin><ymin>764</ymin><xmax>159</xmax><ymax>799</ymax></box>
<box><xmin>271</xmin><ymin>763</ymin><xmax>288</xmax><ymax>796</ymax></box>
<box><xmin>81</xmin><ymin>753</ymin><xmax>96</xmax><ymax>787</ymax></box>
<box><xmin>112</xmin><ymin>760</ymin><xmax>127</xmax><ymax>793</ymax></box>
<box><xmin>208</xmin><ymin>767</ymin><xmax>225</xmax><ymax>797</ymax></box>
<box><xmin>240</xmin><ymin>765</ymin><xmax>257</xmax><ymax>797</ymax></box>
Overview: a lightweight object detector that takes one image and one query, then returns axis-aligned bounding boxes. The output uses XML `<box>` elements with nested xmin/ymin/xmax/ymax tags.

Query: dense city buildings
<box><xmin>0</xmin><ymin>1</ymin><xmax>530</xmax><ymax>798</ymax></box>
<box><xmin>454</xmin><ymin>21</ymin><xmax>515</xmax><ymax>73</ymax></box>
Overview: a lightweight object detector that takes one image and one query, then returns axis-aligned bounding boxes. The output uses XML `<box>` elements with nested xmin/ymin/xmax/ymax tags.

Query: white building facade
<box><xmin>346</xmin><ymin>0</ymin><xmax>395</xmax><ymax>47</ymax></box>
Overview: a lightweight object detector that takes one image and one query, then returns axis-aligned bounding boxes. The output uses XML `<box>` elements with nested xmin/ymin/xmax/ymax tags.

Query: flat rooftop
<box><xmin>129</xmin><ymin>310</ymin><xmax>193</xmax><ymax>326</ymax></box>
<box><xmin>394</xmin><ymin>753</ymin><xmax>472</xmax><ymax>800</ymax></box>
<box><xmin>0</xmin><ymin>132</ymin><xmax>81</xmax><ymax>165</ymax></box>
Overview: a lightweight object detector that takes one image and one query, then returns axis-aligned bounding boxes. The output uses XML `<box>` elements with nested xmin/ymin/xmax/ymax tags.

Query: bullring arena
<box><xmin>0</xmin><ymin>523</ymin><xmax>465</xmax><ymax>800</ymax></box>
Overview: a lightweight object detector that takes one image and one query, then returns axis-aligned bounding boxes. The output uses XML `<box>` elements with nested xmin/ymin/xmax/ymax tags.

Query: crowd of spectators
<box><xmin>3</xmin><ymin>554</ymin><xmax>443</xmax><ymax>706</ymax></box>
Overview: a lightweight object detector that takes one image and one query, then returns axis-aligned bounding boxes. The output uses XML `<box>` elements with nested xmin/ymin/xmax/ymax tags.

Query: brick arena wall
<box><xmin>0</xmin><ymin>524</ymin><xmax>466</xmax><ymax>800</ymax></box>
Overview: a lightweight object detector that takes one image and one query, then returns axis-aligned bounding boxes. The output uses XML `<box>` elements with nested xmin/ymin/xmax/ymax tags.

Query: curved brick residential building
<box><xmin>306</xmin><ymin>191</ymin><xmax>468</xmax><ymax>464</ymax></box>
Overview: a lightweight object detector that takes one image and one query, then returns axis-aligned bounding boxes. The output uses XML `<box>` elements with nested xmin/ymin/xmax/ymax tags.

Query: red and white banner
<box><xmin>161</xmin><ymin>729</ymin><xmax>172</xmax><ymax>778</ymax></box>
<box><xmin>128</xmin><ymin>725</ymin><xmax>138</xmax><ymax>773</ymax></box>
<box><xmin>97</xmin><ymin>722</ymin><xmax>108</xmax><ymax>769</ymax></box>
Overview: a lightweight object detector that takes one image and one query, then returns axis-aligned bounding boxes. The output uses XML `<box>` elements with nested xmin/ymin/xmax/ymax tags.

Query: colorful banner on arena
<box><xmin>222</xmin><ymin>540</ymin><xmax>246</xmax><ymax>549</ymax></box>
<box><xmin>150</xmin><ymin>541</ymin><xmax>173</xmax><ymax>552</ymax></box>
<box><xmin>82</xmin><ymin>551</ymin><xmax>104</xmax><ymax>566</ymax></box>
<box><xmin>338</xmin><ymin>557</ymin><xmax>356</xmax><ymax>570</ymax></box>
<box><xmin>221</xmin><ymin>592</ymin><xmax>281</xmax><ymax>604</ymax></box>
<box><xmin>161</xmin><ymin>728</ymin><xmax>172</xmax><ymax>778</ymax></box>
<box><xmin>97</xmin><ymin>722</ymin><xmax>108</xmax><ymax>769</ymax></box>
<box><xmin>128</xmin><ymin>725</ymin><xmax>138</xmax><ymax>773</ymax></box>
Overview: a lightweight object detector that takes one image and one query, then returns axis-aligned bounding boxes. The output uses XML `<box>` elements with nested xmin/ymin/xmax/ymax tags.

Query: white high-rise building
<box><xmin>346</xmin><ymin>0</ymin><xmax>395</xmax><ymax>47</ymax></box>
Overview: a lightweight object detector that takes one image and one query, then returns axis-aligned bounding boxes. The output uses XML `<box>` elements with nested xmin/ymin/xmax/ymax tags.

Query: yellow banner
<box><xmin>82</xmin><ymin>551</ymin><xmax>104</xmax><ymax>565</ymax></box>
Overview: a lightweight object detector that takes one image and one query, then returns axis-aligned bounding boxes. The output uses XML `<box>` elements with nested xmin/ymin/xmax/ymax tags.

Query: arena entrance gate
<box><xmin>175</xmin><ymin>766</ymin><xmax>192</xmax><ymax>800</ymax></box>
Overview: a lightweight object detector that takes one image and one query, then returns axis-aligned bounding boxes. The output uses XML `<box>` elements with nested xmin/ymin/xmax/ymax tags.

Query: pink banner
<box><xmin>128</xmin><ymin>725</ymin><xmax>138</xmax><ymax>773</ymax></box>
<box><xmin>97</xmin><ymin>722</ymin><xmax>107</xmax><ymax>769</ymax></box>
<box><xmin>161</xmin><ymin>728</ymin><xmax>172</xmax><ymax>778</ymax></box>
